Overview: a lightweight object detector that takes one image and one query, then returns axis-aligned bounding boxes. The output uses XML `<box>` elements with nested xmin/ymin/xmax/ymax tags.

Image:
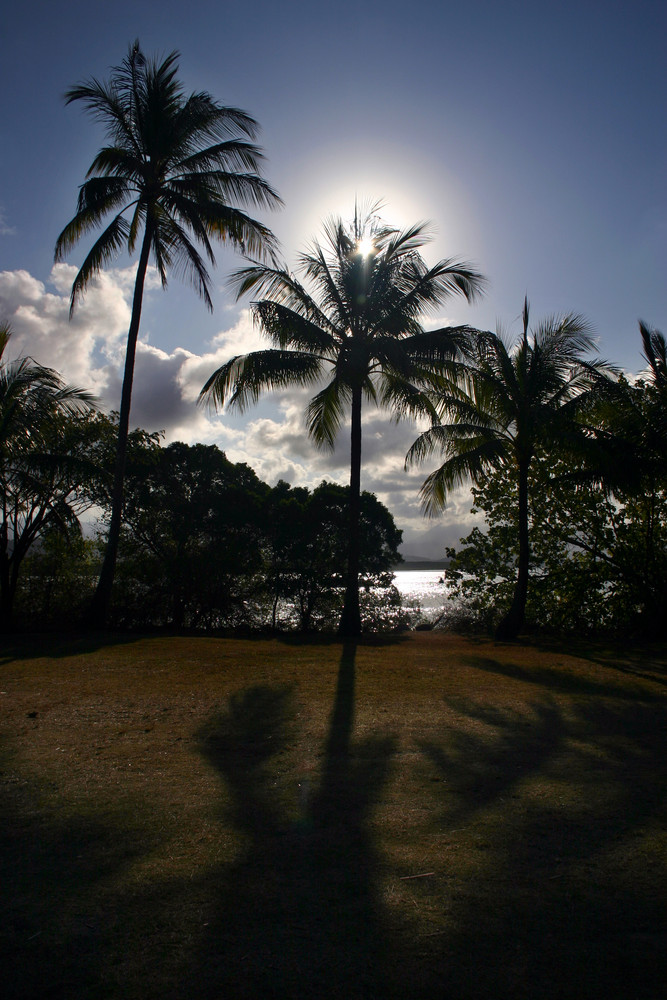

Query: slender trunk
<box><xmin>271</xmin><ymin>585</ymin><xmax>279</xmax><ymax>630</ymax></box>
<box><xmin>339</xmin><ymin>385</ymin><xmax>362</xmax><ymax>636</ymax></box>
<box><xmin>496</xmin><ymin>457</ymin><xmax>530</xmax><ymax>640</ymax></box>
<box><xmin>0</xmin><ymin>548</ymin><xmax>12</xmax><ymax>632</ymax></box>
<box><xmin>0</xmin><ymin>506</ymin><xmax>38</xmax><ymax>632</ymax></box>
<box><xmin>0</xmin><ymin>516</ymin><xmax>10</xmax><ymax>632</ymax></box>
<box><xmin>172</xmin><ymin>588</ymin><xmax>185</xmax><ymax>629</ymax></box>
<box><xmin>88</xmin><ymin>225</ymin><xmax>153</xmax><ymax>628</ymax></box>
<box><xmin>0</xmin><ymin>545</ymin><xmax>24</xmax><ymax>633</ymax></box>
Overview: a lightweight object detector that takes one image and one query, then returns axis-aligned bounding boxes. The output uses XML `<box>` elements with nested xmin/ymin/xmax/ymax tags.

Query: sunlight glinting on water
<box><xmin>392</xmin><ymin>569</ymin><xmax>451</xmax><ymax>613</ymax></box>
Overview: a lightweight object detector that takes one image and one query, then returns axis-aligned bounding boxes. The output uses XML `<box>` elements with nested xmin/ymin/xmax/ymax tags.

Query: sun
<box><xmin>356</xmin><ymin>235</ymin><xmax>375</xmax><ymax>258</ymax></box>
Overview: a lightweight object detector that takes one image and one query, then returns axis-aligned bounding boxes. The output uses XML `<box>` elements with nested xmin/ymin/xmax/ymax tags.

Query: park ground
<box><xmin>1</xmin><ymin>631</ymin><xmax>666</xmax><ymax>999</ymax></box>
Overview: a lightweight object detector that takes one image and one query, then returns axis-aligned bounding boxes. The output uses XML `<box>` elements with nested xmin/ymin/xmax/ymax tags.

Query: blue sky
<box><xmin>1</xmin><ymin>0</ymin><xmax>665</xmax><ymax>555</ymax></box>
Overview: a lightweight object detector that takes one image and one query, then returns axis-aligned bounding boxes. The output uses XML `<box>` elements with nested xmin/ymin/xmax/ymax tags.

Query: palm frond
<box><xmin>299</xmin><ymin>239</ymin><xmax>351</xmax><ymax>332</ymax></box>
<box><xmin>252</xmin><ymin>300</ymin><xmax>337</xmax><ymax>355</ymax></box>
<box><xmin>0</xmin><ymin>322</ymin><xmax>11</xmax><ymax>361</ymax></box>
<box><xmin>154</xmin><ymin>215</ymin><xmax>213</xmax><ymax>306</ymax></box>
<box><xmin>639</xmin><ymin>319</ymin><xmax>667</xmax><ymax>385</ymax></box>
<box><xmin>377</xmin><ymin>372</ymin><xmax>437</xmax><ymax>423</ymax></box>
<box><xmin>305</xmin><ymin>375</ymin><xmax>351</xmax><ymax>449</ymax></box>
<box><xmin>175</xmin><ymin>140</ymin><xmax>268</xmax><ymax>177</ymax></box>
<box><xmin>417</xmin><ymin>440</ymin><xmax>508</xmax><ymax>516</ymax></box>
<box><xmin>67</xmin><ymin>214</ymin><xmax>132</xmax><ymax>312</ymax></box>
<box><xmin>200</xmin><ymin>350</ymin><xmax>324</xmax><ymax>413</ymax></box>
<box><xmin>54</xmin><ymin>179</ymin><xmax>134</xmax><ymax>259</ymax></box>
<box><xmin>400</xmin><ymin>326</ymin><xmax>476</xmax><ymax>367</ymax></box>
<box><xmin>230</xmin><ymin>264</ymin><xmax>337</xmax><ymax>334</ymax></box>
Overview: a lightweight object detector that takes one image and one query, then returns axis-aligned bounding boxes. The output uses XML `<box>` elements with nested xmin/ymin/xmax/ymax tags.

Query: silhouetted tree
<box><xmin>407</xmin><ymin>299</ymin><xmax>615</xmax><ymax>639</ymax></box>
<box><xmin>0</xmin><ymin>326</ymin><xmax>95</xmax><ymax>628</ymax></box>
<box><xmin>55</xmin><ymin>41</ymin><xmax>281</xmax><ymax>626</ymax></box>
<box><xmin>201</xmin><ymin>205</ymin><xmax>483</xmax><ymax>635</ymax></box>
<box><xmin>263</xmin><ymin>481</ymin><xmax>403</xmax><ymax>630</ymax></box>
<box><xmin>115</xmin><ymin>441</ymin><xmax>268</xmax><ymax>628</ymax></box>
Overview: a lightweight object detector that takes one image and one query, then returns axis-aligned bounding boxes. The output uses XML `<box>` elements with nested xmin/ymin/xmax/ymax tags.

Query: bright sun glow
<box><xmin>356</xmin><ymin>235</ymin><xmax>375</xmax><ymax>257</ymax></box>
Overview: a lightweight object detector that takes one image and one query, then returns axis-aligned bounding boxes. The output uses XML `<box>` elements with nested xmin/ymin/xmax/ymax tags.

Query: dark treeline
<box><xmin>9</xmin><ymin>413</ymin><xmax>405</xmax><ymax>633</ymax></box>
<box><xmin>2</xmin><ymin>319</ymin><xmax>667</xmax><ymax>638</ymax></box>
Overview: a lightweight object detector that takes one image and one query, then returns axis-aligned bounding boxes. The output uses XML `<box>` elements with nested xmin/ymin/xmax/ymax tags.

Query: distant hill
<box><xmin>392</xmin><ymin>557</ymin><xmax>450</xmax><ymax>570</ymax></box>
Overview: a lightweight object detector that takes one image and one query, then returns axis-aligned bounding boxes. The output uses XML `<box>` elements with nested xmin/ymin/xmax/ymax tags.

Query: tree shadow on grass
<box><xmin>414</xmin><ymin>691</ymin><xmax>667</xmax><ymax>999</ymax></box>
<box><xmin>507</xmin><ymin>634</ymin><xmax>667</xmax><ymax>689</ymax></box>
<box><xmin>417</xmin><ymin>698</ymin><xmax>566</xmax><ymax>824</ymax></box>
<box><xmin>461</xmin><ymin>652</ymin><xmax>667</xmax><ymax>700</ymax></box>
<box><xmin>0</xmin><ymin>740</ymin><xmax>156</xmax><ymax>999</ymax></box>
<box><xmin>185</xmin><ymin>640</ymin><xmax>397</xmax><ymax>999</ymax></box>
<box><xmin>0</xmin><ymin>630</ymin><xmax>141</xmax><ymax>664</ymax></box>
<box><xmin>5</xmin><ymin>636</ymin><xmax>665</xmax><ymax>999</ymax></box>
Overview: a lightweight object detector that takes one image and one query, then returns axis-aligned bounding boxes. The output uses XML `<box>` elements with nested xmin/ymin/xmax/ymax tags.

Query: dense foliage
<box><xmin>15</xmin><ymin>429</ymin><xmax>405</xmax><ymax>632</ymax></box>
<box><xmin>0</xmin><ymin>327</ymin><xmax>96</xmax><ymax>629</ymax></box>
<box><xmin>444</xmin><ymin>372</ymin><xmax>667</xmax><ymax>638</ymax></box>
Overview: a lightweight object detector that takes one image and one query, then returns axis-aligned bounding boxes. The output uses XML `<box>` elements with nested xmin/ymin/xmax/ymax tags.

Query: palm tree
<box><xmin>639</xmin><ymin>320</ymin><xmax>667</xmax><ymax>387</ymax></box>
<box><xmin>0</xmin><ymin>325</ymin><xmax>96</xmax><ymax>628</ymax></box>
<box><xmin>54</xmin><ymin>41</ymin><xmax>282</xmax><ymax>626</ymax></box>
<box><xmin>406</xmin><ymin>299</ymin><xmax>615</xmax><ymax>640</ymax></box>
<box><xmin>200</xmin><ymin>206</ymin><xmax>485</xmax><ymax>635</ymax></box>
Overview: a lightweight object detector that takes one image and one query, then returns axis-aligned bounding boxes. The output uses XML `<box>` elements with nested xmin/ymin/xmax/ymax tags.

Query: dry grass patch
<box><xmin>2</xmin><ymin>632</ymin><xmax>666</xmax><ymax>999</ymax></box>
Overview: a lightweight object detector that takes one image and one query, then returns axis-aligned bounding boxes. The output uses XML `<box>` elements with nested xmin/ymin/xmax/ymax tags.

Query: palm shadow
<box><xmin>462</xmin><ymin>653</ymin><xmax>667</xmax><ymax>700</ymax></box>
<box><xmin>0</xmin><ymin>739</ymin><xmax>155</xmax><ymax>1000</ymax></box>
<box><xmin>186</xmin><ymin>640</ymin><xmax>397</xmax><ymax>999</ymax></box>
<box><xmin>532</xmin><ymin>636</ymin><xmax>667</xmax><ymax>689</ymax></box>
<box><xmin>414</xmin><ymin>692</ymin><xmax>667</xmax><ymax>999</ymax></box>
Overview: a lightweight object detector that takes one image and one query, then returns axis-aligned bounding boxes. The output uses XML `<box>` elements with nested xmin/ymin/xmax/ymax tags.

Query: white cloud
<box><xmin>179</xmin><ymin>309</ymin><xmax>264</xmax><ymax>403</ymax></box>
<box><xmin>0</xmin><ymin>265</ymin><xmax>127</xmax><ymax>396</ymax></box>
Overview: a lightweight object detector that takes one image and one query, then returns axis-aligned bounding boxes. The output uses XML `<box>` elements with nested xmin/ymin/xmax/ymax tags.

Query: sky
<box><xmin>1</xmin><ymin>0</ymin><xmax>665</xmax><ymax>557</ymax></box>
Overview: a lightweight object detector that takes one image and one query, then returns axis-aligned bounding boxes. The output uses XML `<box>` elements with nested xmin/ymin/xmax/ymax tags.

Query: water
<box><xmin>257</xmin><ymin>568</ymin><xmax>458</xmax><ymax>631</ymax></box>
<box><xmin>392</xmin><ymin>568</ymin><xmax>451</xmax><ymax>616</ymax></box>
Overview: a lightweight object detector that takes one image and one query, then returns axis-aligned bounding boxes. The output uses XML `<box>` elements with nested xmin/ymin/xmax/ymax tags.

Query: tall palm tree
<box><xmin>55</xmin><ymin>41</ymin><xmax>282</xmax><ymax>626</ymax></box>
<box><xmin>0</xmin><ymin>325</ymin><xmax>96</xmax><ymax>628</ymax></box>
<box><xmin>406</xmin><ymin>299</ymin><xmax>615</xmax><ymax>640</ymax></box>
<box><xmin>201</xmin><ymin>207</ymin><xmax>484</xmax><ymax>635</ymax></box>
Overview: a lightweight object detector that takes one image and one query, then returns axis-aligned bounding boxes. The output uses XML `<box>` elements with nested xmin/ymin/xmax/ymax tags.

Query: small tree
<box><xmin>262</xmin><ymin>480</ymin><xmax>404</xmax><ymax>631</ymax></box>
<box><xmin>112</xmin><ymin>440</ymin><xmax>268</xmax><ymax>628</ymax></box>
<box><xmin>443</xmin><ymin>453</ymin><xmax>619</xmax><ymax>634</ymax></box>
<box><xmin>0</xmin><ymin>327</ymin><xmax>96</xmax><ymax>629</ymax></box>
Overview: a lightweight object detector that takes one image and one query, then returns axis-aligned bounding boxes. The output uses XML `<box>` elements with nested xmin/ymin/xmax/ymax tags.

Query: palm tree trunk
<box><xmin>88</xmin><ymin>225</ymin><xmax>153</xmax><ymax>628</ymax></box>
<box><xmin>496</xmin><ymin>458</ymin><xmax>530</xmax><ymax>640</ymax></box>
<box><xmin>339</xmin><ymin>386</ymin><xmax>363</xmax><ymax>636</ymax></box>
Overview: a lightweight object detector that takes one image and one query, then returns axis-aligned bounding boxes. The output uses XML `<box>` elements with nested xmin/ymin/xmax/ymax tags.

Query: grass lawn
<box><xmin>1</xmin><ymin>631</ymin><xmax>666</xmax><ymax>999</ymax></box>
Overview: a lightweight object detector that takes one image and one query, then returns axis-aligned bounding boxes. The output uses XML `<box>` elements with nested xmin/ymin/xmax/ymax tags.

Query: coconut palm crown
<box><xmin>54</xmin><ymin>41</ymin><xmax>282</xmax><ymax>625</ymax></box>
<box><xmin>201</xmin><ymin>206</ymin><xmax>485</xmax><ymax>635</ymax></box>
<box><xmin>406</xmin><ymin>298</ymin><xmax>616</xmax><ymax>640</ymax></box>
